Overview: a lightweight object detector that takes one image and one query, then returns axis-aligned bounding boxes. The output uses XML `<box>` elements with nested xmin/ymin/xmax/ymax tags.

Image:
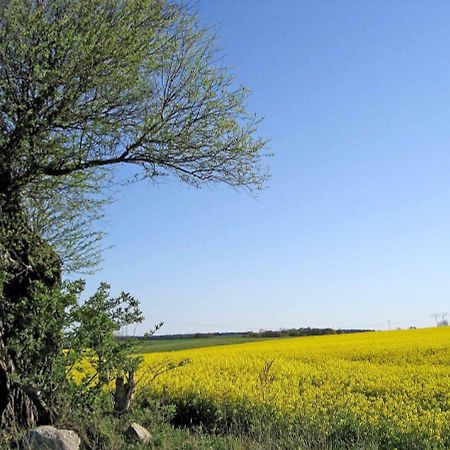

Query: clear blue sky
<box><xmin>84</xmin><ymin>0</ymin><xmax>450</xmax><ymax>334</ymax></box>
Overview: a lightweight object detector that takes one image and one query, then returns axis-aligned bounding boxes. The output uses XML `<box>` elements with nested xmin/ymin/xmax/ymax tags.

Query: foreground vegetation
<box><xmin>140</xmin><ymin>327</ymin><xmax>450</xmax><ymax>449</ymax></box>
<box><xmin>4</xmin><ymin>326</ymin><xmax>448</xmax><ymax>449</ymax></box>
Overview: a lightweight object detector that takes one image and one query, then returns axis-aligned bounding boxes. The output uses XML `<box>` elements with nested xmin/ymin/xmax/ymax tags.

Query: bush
<box><xmin>0</xmin><ymin>277</ymin><xmax>144</xmax><ymax>430</ymax></box>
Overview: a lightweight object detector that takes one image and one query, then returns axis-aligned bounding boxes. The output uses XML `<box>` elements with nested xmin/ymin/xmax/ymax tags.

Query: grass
<box><xmin>134</xmin><ymin>336</ymin><xmax>267</xmax><ymax>354</ymax></box>
<box><xmin>147</xmin><ymin>423</ymin><xmax>263</xmax><ymax>450</ymax></box>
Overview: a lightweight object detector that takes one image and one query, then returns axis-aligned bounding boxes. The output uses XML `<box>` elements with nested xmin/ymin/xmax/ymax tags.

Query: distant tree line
<box><xmin>246</xmin><ymin>327</ymin><xmax>374</xmax><ymax>338</ymax></box>
<box><xmin>138</xmin><ymin>327</ymin><xmax>374</xmax><ymax>341</ymax></box>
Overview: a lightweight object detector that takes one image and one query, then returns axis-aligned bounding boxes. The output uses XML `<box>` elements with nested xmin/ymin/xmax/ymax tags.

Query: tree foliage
<box><xmin>0</xmin><ymin>276</ymin><xmax>145</xmax><ymax>417</ymax></box>
<box><xmin>23</xmin><ymin>171</ymin><xmax>111</xmax><ymax>273</ymax></box>
<box><xmin>64</xmin><ymin>282</ymin><xmax>143</xmax><ymax>410</ymax></box>
<box><xmin>0</xmin><ymin>0</ymin><xmax>268</xmax><ymax>272</ymax></box>
<box><xmin>0</xmin><ymin>2</ymin><xmax>268</xmax><ymax>184</ymax></box>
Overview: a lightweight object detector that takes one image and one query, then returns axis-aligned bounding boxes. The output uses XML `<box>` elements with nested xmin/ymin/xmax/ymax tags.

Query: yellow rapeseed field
<box><xmin>141</xmin><ymin>327</ymin><xmax>450</xmax><ymax>448</ymax></box>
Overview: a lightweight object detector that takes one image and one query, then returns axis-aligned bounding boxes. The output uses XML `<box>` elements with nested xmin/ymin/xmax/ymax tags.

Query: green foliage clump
<box><xmin>0</xmin><ymin>275</ymin><xmax>143</xmax><ymax>422</ymax></box>
<box><xmin>64</xmin><ymin>282</ymin><xmax>143</xmax><ymax>409</ymax></box>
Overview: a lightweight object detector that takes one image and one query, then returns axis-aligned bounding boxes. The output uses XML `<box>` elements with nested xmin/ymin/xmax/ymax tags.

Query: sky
<box><xmin>84</xmin><ymin>0</ymin><xmax>450</xmax><ymax>335</ymax></box>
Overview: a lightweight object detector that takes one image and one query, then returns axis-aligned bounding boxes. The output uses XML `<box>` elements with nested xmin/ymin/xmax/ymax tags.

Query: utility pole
<box><xmin>431</xmin><ymin>312</ymin><xmax>449</xmax><ymax>327</ymax></box>
<box><xmin>431</xmin><ymin>313</ymin><xmax>440</xmax><ymax>326</ymax></box>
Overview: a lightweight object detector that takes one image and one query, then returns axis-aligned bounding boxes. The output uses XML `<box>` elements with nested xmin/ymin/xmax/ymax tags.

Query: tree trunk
<box><xmin>0</xmin><ymin>365</ymin><xmax>38</xmax><ymax>431</ymax></box>
<box><xmin>0</xmin><ymin>186</ymin><xmax>61</xmax><ymax>432</ymax></box>
<box><xmin>113</xmin><ymin>369</ymin><xmax>136</xmax><ymax>415</ymax></box>
<box><xmin>0</xmin><ymin>335</ymin><xmax>50</xmax><ymax>432</ymax></box>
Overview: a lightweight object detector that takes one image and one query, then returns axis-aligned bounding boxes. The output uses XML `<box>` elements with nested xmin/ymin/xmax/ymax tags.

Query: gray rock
<box><xmin>24</xmin><ymin>425</ymin><xmax>80</xmax><ymax>450</ymax></box>
<box><xmin>127</xmin><ymin>422</ymin><xmax>151</xmax><ymax>444</ymax></box>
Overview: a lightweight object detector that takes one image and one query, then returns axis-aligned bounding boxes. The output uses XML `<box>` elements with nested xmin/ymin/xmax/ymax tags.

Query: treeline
<box><xmin>246</xmin><ymin>327</ymin><xmax>373</xmax><ymax>338</ymax></box>
<box><xmin>136</xmin><ymin>331</ymin><xmax>247</xmax><ymax>340</ymax></box>
<box><xmin>137</xmin><ymin>327</ymin><xmax>373</xmax><ymax>341</ymax></box>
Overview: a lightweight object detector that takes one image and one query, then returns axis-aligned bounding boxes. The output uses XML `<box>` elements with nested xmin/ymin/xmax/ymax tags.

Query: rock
<box><xmin>127</xmin><ymin>422</ymin><xmax>151</xmax><ymax>444</ymax></box>
<box><xmin>24</xmin><ymin>425</ymin><xmax>80</xmax><ymax>450</ymax></box>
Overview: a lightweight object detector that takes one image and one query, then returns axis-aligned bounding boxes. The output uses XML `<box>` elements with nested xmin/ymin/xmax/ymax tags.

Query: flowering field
<box><xmin>141</xmin><ymin>327</ymin><xmax>450</xmax><ymax>448</ymax></box>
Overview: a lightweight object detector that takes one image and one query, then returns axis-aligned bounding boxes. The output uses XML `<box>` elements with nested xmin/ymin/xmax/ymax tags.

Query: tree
<box><xmin>0</xmin><ymin>0</ymin><xmax>268</xmax><ymax>431</ymax></box>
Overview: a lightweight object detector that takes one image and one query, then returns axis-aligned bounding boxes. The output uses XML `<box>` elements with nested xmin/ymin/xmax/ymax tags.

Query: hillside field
<box><xmin>140</xmin><ymin>327</ymin><xmax>450</xmax><ymax>449</ymax></box>
<box><xmin>134</xmin><ymin>336</ymin><xmax>266</xmax><ymax>354</ymax></box>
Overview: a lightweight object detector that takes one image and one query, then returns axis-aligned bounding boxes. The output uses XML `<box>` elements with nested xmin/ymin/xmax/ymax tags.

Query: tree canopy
<box><xmin>0</xmin><ymin>0</ymin><xmax>268</xmax><ymax>186</ymax></box>
<box><xmin>0</xmin><ymin>0</ymin><xmax>268</xmax><ymax>271</ymax></box>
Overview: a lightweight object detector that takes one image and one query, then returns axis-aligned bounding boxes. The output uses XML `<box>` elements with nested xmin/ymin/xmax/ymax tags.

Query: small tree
<box><xmin>0</xmin><ymin>277</ymin><xmax>148</xmax><ymax>424</ymax></box>
<box><xmin>65</xmin><ymin>283</ymin><xmax>143</xmax><ymax>413</ymax></box>
<box><xmin>0</xmin><ymin>0</ymin><xmax>268</xmax><ymax>429</ymax></box>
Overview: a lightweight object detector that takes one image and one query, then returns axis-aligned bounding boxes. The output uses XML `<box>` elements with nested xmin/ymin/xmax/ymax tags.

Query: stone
<box><xmin>127</xmin><ymin>422</ymin><xmax>151</xmax><ymax>444</ymax></box>
<box><xmin>24</xmin><ymin>425</ymin><xmax>80</xmax><ymax>450</ymax></box>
